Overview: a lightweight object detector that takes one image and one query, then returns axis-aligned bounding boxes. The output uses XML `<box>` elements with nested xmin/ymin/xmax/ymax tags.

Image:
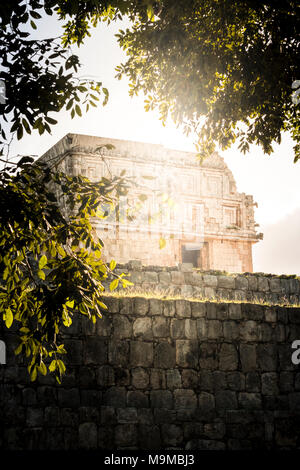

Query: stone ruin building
<box><xmin>41</xmin><ymin>133</ymin><xmax>263</xmax><ymax>273</ymax></box>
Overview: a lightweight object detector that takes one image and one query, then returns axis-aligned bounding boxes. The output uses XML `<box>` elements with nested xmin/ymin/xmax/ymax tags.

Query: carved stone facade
<box><xmin>41</xmin><ymin>133</ymin><xmax>262</xmax><ymax>272</ymax></box>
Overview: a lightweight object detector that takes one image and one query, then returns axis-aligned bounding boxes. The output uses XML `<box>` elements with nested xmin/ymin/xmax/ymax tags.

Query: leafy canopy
<box><xmin>0</xmin><ymin>155</ymin><xmax>133</xmax><ymax>382</ymax></box>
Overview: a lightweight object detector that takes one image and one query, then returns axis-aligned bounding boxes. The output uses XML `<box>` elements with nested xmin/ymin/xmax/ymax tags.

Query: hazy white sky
<box><xmin>5</xmin><ymin>15</ymin><xmax>300</xmax><ymax>274</ymax></box>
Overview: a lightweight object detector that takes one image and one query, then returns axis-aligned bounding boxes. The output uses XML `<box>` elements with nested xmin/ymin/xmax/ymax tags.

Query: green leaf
<box><xmin>75</xmin><ymin>104</ymin><xmax>82</xmax><ymax>116</ymax></box>
<box><xmin>4</xmin><ymin>308</ymin><xmax>13</xmax><ymax>328</ymax></box>
<box><xmin>109</xmin><ymin>279</ymin><xmax>119</xmax><ymax>291</ymax></box>
<box><xmin>30</xmin><ymin>366</ymin><xmax>37</xmax><ymax>381</ymax></box>
<box><xmin>65</xmin><ymin>299</ymin><xmax>74</xmax><ymax>308</ymax></box>
<box><xmin>38</xmin><ymin>270</ymin><xmax>45</xmax><ymax>280</ymax></box>
<box><xmin>109</xmin><ymin>259</ymin><xmax>116</xmax><ymax>270</ymax></box>
<box><xmin>49</xmin><ymin>360</ymin><xmax>57</xmax><ymax>372</ymax></box>
<box><xmin>39</xmin><ymin>255</ymin><xmax>47</xmax><ymax>269</ymax></box>
<box><xmin>38</xmin><ymin>362</ymin><xmax>47</xmax><ymax>376</ymax></box>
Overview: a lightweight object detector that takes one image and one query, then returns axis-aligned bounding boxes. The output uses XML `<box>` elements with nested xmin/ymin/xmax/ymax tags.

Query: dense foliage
<box><xmin>0</xmin><ymin>155</ymin><xmax>133</xmax><ymax>382</ymax></box>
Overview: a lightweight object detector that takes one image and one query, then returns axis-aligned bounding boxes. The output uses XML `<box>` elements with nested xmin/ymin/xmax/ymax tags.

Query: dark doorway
<box><xmin>181</xmin><ymin>246</ymin><xmax>200</xmax><ymax>267</ymax></box>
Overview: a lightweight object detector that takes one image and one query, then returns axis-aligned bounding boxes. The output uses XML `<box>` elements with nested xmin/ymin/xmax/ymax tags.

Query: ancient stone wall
<box><xmin>110</xmin><ymin>262</ymin><xmax>300</xmax><ymax>306</ymax></box>
<box><xmin>1</xmin><ymin>296</ymin><xmax>300</xmax><ymax>450</ymax></box>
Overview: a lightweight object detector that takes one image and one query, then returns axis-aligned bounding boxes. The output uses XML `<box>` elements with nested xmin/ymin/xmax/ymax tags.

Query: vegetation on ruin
<box><xmin>0</xmin><ymin>1</ymin><xmax>299</xmax><ymax>380</ymax></box>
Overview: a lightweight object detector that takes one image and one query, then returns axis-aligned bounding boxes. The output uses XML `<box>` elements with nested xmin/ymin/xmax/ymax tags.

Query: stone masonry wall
<box><xmin>1</xmin><ymin>296</ymin><xmax>300</xmax><ymax>450</ymax></box>
<box><xmin>109</xmin><ymin>261</ymin><xmax>300</xmax><ymax>306</ymax></box>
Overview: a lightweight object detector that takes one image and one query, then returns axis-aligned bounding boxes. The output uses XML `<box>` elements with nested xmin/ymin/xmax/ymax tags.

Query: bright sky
<box><xmin>5</xmin><ymin>14</ymin><xmax>300</xmax><ymax>274</ymax></box>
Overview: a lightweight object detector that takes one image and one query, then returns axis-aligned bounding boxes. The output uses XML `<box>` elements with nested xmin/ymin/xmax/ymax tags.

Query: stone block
<box><xmin>203</xmin><ymin>422</ymin><xmax>226</xmax><ymax>440</ymax></box>
<box><xmin>108</xmin><ymin>340</ymin><xmax>129</xmax><ymax>367</ymax></box>
<box><xmin>163</xmin><ymin>300</ymin><xmax>176</xmax><ymax>317</ymax></box>
<box><xmin>133</xmin><ymin>317</ymin><xmax>152</xmax><ymax>340</ymax></box>
<box><xmin>127</xmin><ymin>391</ymin><xmax>149</xmax><ymax>408</ymax></box>
<box><xmin>100</xmin><ymin>406</ymin><xmax>116</xmax><ymax>425</ymax></box>
<box><xmin>115</xmin><ymin>424</ymin><xmax>137</xmax><ymax>447</ymax></box>
<box><xmin>191</xmin><ymin>302</ymin><xmax>206</xmax><ymax>318</ymax></box>
<box><xmin>64</xmin><ymin>339</ymin><xmax>83</xmax><ymax>365</ymax></box>
<box><xmin>161</xmin><ymin>424</ymin><xmax>183</xmax><ymax>446</ymax></box>
<box><xmin>238</xmin><ymin>392</ymin><xmax>262</xmax><ymax>410</ymax></box>
<box><xmin>170</xmin><ymin>319</ymin><xmax>185</xmax><ymax>338</ymax></box>
<box><xmin>207</xmin><ymin>320</ymin><xmax>223</xmax><ymax>339</ymax></box>
<box><xmin>152</xmin><ymin>317</ymin><xmax>169</xmax><ymax>337</ymax></box>
<box><xmin>174</xmin><ymin>389</ymin><xmax>197</xmax><ymax>409</ymax></box>
<box><xmin>257</xmin><ymin>344</ymin><xmax>278</xmax><ymax>371</ymax></box>
<box><xmin>154</xmin><ymin>342</ymin><xmax>176</xmax><ymax>368</ymax></box>
<box><xmin>103</xmin><ymin>387</ymin><xmax>126</xmax><ymax>407</ymax></box>
<box><xmin>78</xmin><ymin>367</ymin><xmax>96</xmax><ymax>389</ymax></box>
<box><xmin>258</xmin><ymin>277</ymin><xmax>269</xmax><ymax>292</ymax></box>
<box><xmin>240</xmin><ymin>320</ymin><xmax>259</xmax><ymax>342</ymax></box>
<box><xmin>149</xmin><ymin>299</ymin><xmax>163</xmax><ymax>316</ymax></box>
<box><xmin>215</xmin><ymin>390</ymin><xmax>238</xmax><ymax>410</ymax></box>
<box><xmin>185</xmin><ymin>319</ymin><xmax>197</xmax><ymax>339</ymax></box>
<box><xmin>105</xmin><ymin>297</ymin><xmax>119</xmax><ymax>314</ymax></box>
<box><xmin>116</xmin><ymin>407</ymin><xmax>138</xmax><ymax>424</ymax></box>
<box><xmin>219</xmin><ymin>343</ymin><xmax>238</xmax><ymax>371</ymax></box>
<box><xmin>57</xmin><ymin>388</ymin><xmax>80</xmax><ymax>408</ymax></box>
<box><xmin>265</xmin><ymin>307</ymin><xmax>277</xmax><ymax>322</ymax></box>
<box><xmin>159</xmin><ymin>271</ymin><xmax>171</xmax><ymax>284</ymax></box>
<box><xmin>171</xmin><ymin>271</ymin><xmax>185</xmax><ymax>285</ymax></box>
<box><xmin>176</xmin><ymin>340</ymin><xmax>198</xmax><ymax>368</ymax></box>
<box><xmin>228</xmin><ymin>303</ymin><xmax>242</xmax><ymax>320</ymax></box>
<box><xmin>181</xmin><ymin>369</ymin><xmax>199</xmax><ymax>388</ymax></box>
<box><xmin>84</xmin><ymin>337</ymin><xmax>107</xmax><ymax>365</ymax></box>
<box><xmin>235</xmin><ymin>276</ymin><xmax>249</xmax><ymax>290</ymax></box>
<box><xmin>119</xmin><ymin>298</ymin><xmax>133</xmax><ymax>315</ymax></box>
<box><xmin>180</xmin><ymin>284</ymin><xmax>194</xmax><ymax>297</ymax></box>
<box><xmin>279</xmin><ymin>372</ymin><xmax>294</xmax><ymax>392</ymax></box>
<box><xmin>79</xmin><ymin>406</ymin><xmax>99</xmax><ymax>423</ymax></box>
<box><xmin>269</xmin><ymin>278</ymin><xmax>282</xmax><ymax>293</ymax></box>
<box><xmin>150</xmin><ymin>369</ymin><xmax>166</xmax><ymax>389</ymax></box>
<box><xmin>97</xmin><ymin>365</ymin><xmax>115</xmax><ymax>388</ymax></box>
<box><xmin>223</xmin><ymin>321</ymin><xmax>239</xmax><ymax>340</ymax></box>
<box><xmin>216</xmin><ymin>303</ymin><xmax>228</xmax><ymax>320</ymax></box>
<box><xmin>26</xmin><ymin>408</ymin><xmax>44</xmax><ymax>427</ymax></box>
<box><xmin>218</xmin><ymin>275</ymin><xmax>235</xmax><ymax>289</ymax></box>
<box><xmin>240</xmin><ymin>344</ymin><xmax>257</xmax><ymax>371</ymax></box>
<box><xmin>245</xmin><ymin>372</ymin><xmax>261</xmax><ymax>392</ymax></box>
<box><xmin>134</xmin><ymin>297</ymin><xmax>149</xmax><ymax>315</ymax></box>
<box><xmin>185</xmin><ymin>439</ymin><xmax>225</xmax><ymax>450</ymax></box>
<box><xmin>227</xmin><ymin>372</ymin><xmax>245</xmax><ymax>391</ymax></box>
<box><xmin>262</xmin><ymin>373</ymin><xmax>279</xmax><ymax>395</ymax></box>
<box><xmin>131</xmin><ymin>367</ymin><xmax>149</xmax><ymax>389</ymax></box>
<box><xmin>289</xmin><ymin>392</ymin><xmax>300</xmax><ymax>411</ymax></box>
<box><xmin>204</xmin><ymin>287</ymin><xmax>216</xmax><ymax>298</ymax></box>
<box><xmin>242</xmin><ymin>304</ymin><xmax>264</xmax><ymax>321</ymax></box>
<box><xmin>175</xmin><ymin>299</ymin><xmax>191</xmax><ymax>318</ymax></box>
<box><xmin>130</xmin><ymin>341</ymin><xmax>153</xmax><ymax>367</ymax></box>
<box><xmin>22</xmin><ymin>388</ymin><xmax>37</xmax><ymax>406</ymax></box>
<box><xmin>203</xmin><ymin>275</ymin><xmax>218</xmax><ymax>288</ymax></box>
<box><xmin>247</xmin><ymin>275</ymin><xmax>258</xmax><ymax>291</ymax></box>
<box><xmin>196</xmin><ymin>318</ymin><xmax>207</xmax><ymax>339</ymax></box>
<box><xmin>150</xmin><ymin>390</ymin><xmax>173</xmax><ymax>409</ymax></box>
<box><xmin>199</xmin><ymin>342</ymin><xmax>218</xmax><ymax>370</ymax></box>
<box><xmin>112</xmin><ymin>316</ymin><xmax>132</xmax><ymax>339</ymax></box>
<box><xmin>166</xmin><ymin>369</ymin><xmax>182</xmax><ymax>389</ymax></box>
<box><xmin>80</xmin><ymin>390</ymin><xmax>102</xmax><ymax>407</ymax></box>
<box><xmin>138</xmin><ymin>424</ymin><xmax>161</xmax><ymax>449</ymax></box>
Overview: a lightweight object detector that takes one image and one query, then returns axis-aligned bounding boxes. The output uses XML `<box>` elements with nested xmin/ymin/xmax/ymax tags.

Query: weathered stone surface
<box><xmin>223</xmin><ymin>321</ymin><xmax>239</xmax><ymax>340</ymax></box>
<box><xmin>78</xmin><ymin>423</ymin><xmax>97</xmax><ymax>449</ymax></box>
<box><xmin>262</xmin><ymin>373</ymin><xmax>279</xmax><ymax>395</ymax></box>
<box><xmin>134</xmin><ymin>297</ymin><xmax>149</xmax><ymax>315</ymax></box>
<box><xmin>170</xmin><ymin>318</ymin><xmax>185</xmax><ymax>339</ymax></box>
<box><xmin>161</xmin><ymin>423</ymin><xmax>183</xmax><ymax>446</ymax></box>
<box><xmin>171</xmin><ymin>271</ymin><xmax>185</xmax><ymax>285</ymax></box>
<box><xmin>84</xmin><ymin>338</ymin><xmax>107</xmax><ymax>365</ymax></box>
<box><xmin>113</xmin><ymin>316</ymin><xmax>132</xmax><ymax>339</ymax></box>
<box><xmin>219</xmin><ymin>344</ymin><xmax>238</xmax><ymax>371</ymax></box>
<box><xmin>130</xmin><ymin>341</ymin><xmax>153</xmax><ymax>367</ymax></box>
<box><xmin>150</xmin><ymin>390</ymin><xmax>173</xmax><ymax>409</ymax></box>
<box><xmin>163</xmin><ymin>300</ymin><xmax>176</xmax><ymax>317</ymax></box>
<box><xmin>245</xmin><ymin>372</ymin><xmax>261</xmax><ymax>392</ymax></box>
<box><xmin>185</xmin><ymin>319</ymin><xmax>197</xmax><ymax>339</ymax></box>
<box><xmin>218</xmin><ymin>276</ymin><xmax>235</xmax><ymax>289</ymax></box>
<box><xmin>108</xmin><ymin>340</ymin><xmax>129</xmax><ymax>367</ymax></box>
<box><xmin>240</xmin><ymin>344</ymin><xmax>257</xmax><ymax>371</ymax></box>
<box><xmin>228</xmin><ymin>303</ymin><xmax>242</xmax><ymax>320</ymax></box>
<box><xmin>174</xmin><ymin>389</ymin><xmax>197</xmax><ymax>409</ymax></box>
<box><xmin>227</xmin><ymin>372</ymin><xmax>245</xmax><ymax>391</ymax></box>
<box><xmin>152</xmin><ymin>317</ymin><xmax>170</xmax><ymax>338</ymax></box>
<box><xmin>166</xmin><ymin>369</ymin><xmax>182</xmax><ymax>389</ymax></box>
<box><xmin>181</xmin><ymin>369</ymin><xmax>199</xmax><ymax>388</ymax></box>
<box><xmin>207</xmin><ymin>320</ymin><xmax>223</xmax><ymax>339</ymax></box>
<box><xmin>199</xmin><ymin>343</ymin><xmax>218</xmax><ymax>370</ymax></box>
<box><xmin>131</xmin><ymin>368</ymin><xmax>149</xmax><ymax>389</ymax></box>
<box><xmin>154</xmin><ymin>342</ymin><xmax>175</xmax><ymax>369</ymax></box>
<box><xmin>127</xmin><ymin>391</ymin><xmax>149</xmax><ymax>408</ymax></box>
<box><xmin>257</xmin><ymin>344</ymin><xmax>278</xmax><ymax>371</ymax></box>
<box><xmin>175</xmin><ymin>299</ymin><xmax>191</xmax><ymax>318</ymax></box>
<box><xmin>133</xmin><ymin>317</ymin><xmax>152</xmax><ymax>340</ymax></box>
<box><xmin>115</xmin><ymin>424</ymin><xmax>137</xmax><ymax>447</ymax></box>
<box><xmin>258</xmin><ymin>277</ymin><xmax>269</xmax><ymax>292</ymax></box>
<box><xmin>203</xmin><ymin>275</ymin><xmax>218</xmax><ymax>288</ymax></box>
<box><xmin>149</xmin><ymin>299</ymin><xmax>163</xmax><ymax>316</ymax></box>
<box><xmin>216</xmin><ymin>391</ymin><xmax>238</xmax><ymax>410</ymax></box>
<box><xmin>176</xmin><ymin>340</ymin><xmax>198</xmax><ymax>368</ymax></box>
<box><xmin>236</xmin><ymin>276</ymin><xmax>249</xmax><ymax>290</ymax></box>
<box><xmin>240</xmin><ymin>321</ymin><xmax>259</xmax><ymax>342</ymax></box>
<box><xmin>191</xmin><ymin>302</ymin><xmax>206</xmax><ymax>318</ymax></box>
<box><xmin>238</xmin><ymin>393</ymin><xmax>262</xmax><ymax>410</ymax></box>
<box><xmin>97</xmin><ymin>365</ymin><xmax>115</xmax><ymax>388</ymax></box>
